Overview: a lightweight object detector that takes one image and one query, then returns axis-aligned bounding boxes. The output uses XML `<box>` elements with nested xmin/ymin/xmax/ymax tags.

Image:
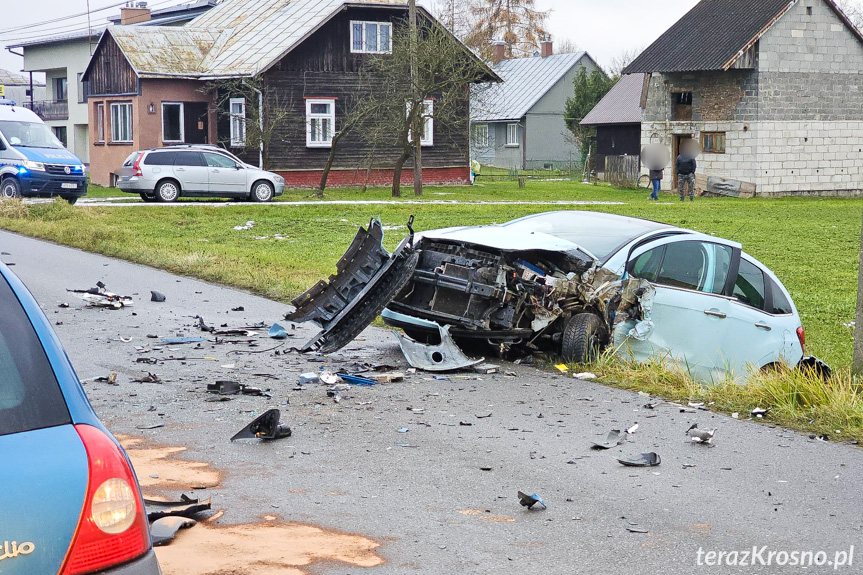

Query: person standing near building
<box><xmin>676</xmin><ymin>150</ymin><xmax>697</xmax><ymax>201</ymax></box>
<box><xmin>648</xmin><ymin>167</ymin><xmax>663</xmax><ymax>200</ymax></box>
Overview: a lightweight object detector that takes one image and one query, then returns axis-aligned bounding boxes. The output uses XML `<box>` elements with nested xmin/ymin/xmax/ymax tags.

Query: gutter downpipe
<box><xmin>242</xmin><ymin>80</ymin><xmax>264</xmax><ymax>169</ymax></box>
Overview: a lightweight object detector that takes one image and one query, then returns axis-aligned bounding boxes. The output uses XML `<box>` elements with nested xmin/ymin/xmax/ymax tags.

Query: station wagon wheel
<box><xmin>156</xmin><ymin>179</ymin><xmax>180</xmax><ymax>202</ymax></box>
<box><xmin>561</xmin><ymin>313</ymin><xmax>608</xmax><ymax>364</ymax></box>
<box><xmin>250</xmin><ymin>180</ymin><xmax>274</xmax><ymax>202</ymax></box>
<box><xmin>0</xmin><ymin>177</ymin><xmax>21</xmax><ymax>200</ymax></box>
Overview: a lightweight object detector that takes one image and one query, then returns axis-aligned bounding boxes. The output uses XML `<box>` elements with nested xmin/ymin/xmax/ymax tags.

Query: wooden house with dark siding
<box><xmin>82</xmin><ymin>0</ymin><xmax>495</xmax><ymax>188</ymax></box>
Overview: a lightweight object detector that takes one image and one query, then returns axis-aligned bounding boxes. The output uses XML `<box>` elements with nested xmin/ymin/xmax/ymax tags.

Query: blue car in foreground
<box><xmin>0</xmin><ymin>262</ymin><xmax>160</xmax><ymax>574</ymax></box>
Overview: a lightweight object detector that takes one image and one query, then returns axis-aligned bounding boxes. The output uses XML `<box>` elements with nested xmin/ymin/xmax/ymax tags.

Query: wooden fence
<box><xmin>604</xmin><ymin>155</ymin><xmax>641</xmax><ymax>188</ymax></box>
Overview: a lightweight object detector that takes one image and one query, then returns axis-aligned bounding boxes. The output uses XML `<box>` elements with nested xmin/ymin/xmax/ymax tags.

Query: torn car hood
<box><xmin>418</xmin><ymin>226</ymin><xmax>598</xmax><ymax>262</ymax></box>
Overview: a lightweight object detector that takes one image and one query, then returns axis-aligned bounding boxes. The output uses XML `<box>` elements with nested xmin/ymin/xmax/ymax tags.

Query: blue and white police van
<box><xmin>0</xmin><ymin>103</ymin><xmax>87</xmax><ymax>204</ymax></box>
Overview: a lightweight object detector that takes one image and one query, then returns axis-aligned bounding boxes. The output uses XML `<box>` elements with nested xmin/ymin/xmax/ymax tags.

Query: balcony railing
<box><xmin>23</xmin><ymin>100</ymin><xmax>69</xmax><ymax>121</ymax></box>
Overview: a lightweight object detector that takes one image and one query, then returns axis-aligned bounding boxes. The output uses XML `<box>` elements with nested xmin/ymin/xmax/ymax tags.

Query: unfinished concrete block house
<box><xmin>83</xmin><ymin>0</ymin><xmax>493</xmax><ymax>187</ymax></box>
<box><xmin>624</xmin><ymin>0</ymin><xmax>863</xmax><ymax>197</ymax></box>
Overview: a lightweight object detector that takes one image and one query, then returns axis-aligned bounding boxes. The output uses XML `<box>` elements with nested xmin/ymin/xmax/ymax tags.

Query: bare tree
<box><xmin>836</xmin><ymin>0</ymin><xmax>863</xmax><ymax>30</ymax></box>
<box><xmin>433</xmin><ymin>0</ymin><xmax>474</xmax><ymax>39</ymax></box>
<box><xmin>465</xmin><ymin>0</ymin><xmax>550</xmax><ymax>60</ymax></box>
<box><xmin>607</xmin><ymin>47</ymin><xmax>641</xmax><ymax>79</ymax></box>
<box><xmin>322</xmin><ymin>20</ymin><xmax>491</xmax><ymax>197</ymax></box>
<box><xmin>555</xmin><ymin>38</ymin><xmax>579</xmax><ymax>54</ymax></box>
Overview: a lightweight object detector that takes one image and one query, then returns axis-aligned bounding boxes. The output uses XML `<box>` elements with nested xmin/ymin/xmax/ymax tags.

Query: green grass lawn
<box><xmin>4</xmin><ymin>180</ymin><xmax>862</xmax><ymax>438</ymax></box>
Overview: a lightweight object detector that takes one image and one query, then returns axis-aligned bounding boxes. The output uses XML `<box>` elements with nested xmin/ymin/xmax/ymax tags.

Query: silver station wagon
<box><xmin>117</xmin><ymin>146</ymin><xmax>285</xmax><ymax>202</ymax></box>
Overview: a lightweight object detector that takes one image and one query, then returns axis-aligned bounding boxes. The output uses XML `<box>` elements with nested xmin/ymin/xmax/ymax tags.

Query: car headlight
<box><xmin>274</xmin><ymin>175</ymin><xmax>284</xmax><ymax>183</ymax></box>
<box><xmin>24</xmin><ymin>160</ymin><xmax>45</xmax><ymax>172</ymax></box>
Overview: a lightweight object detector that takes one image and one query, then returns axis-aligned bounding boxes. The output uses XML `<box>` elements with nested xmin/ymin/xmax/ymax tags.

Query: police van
<box><xmin>0</xmin><ymin>103</ymin><xmax>87</xmax><ymax>204</ymax></box>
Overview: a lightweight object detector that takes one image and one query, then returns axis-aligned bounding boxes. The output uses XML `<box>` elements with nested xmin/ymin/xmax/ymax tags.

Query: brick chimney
<box><xmin>492</xmin><ymin>41</ymin><xmax>507</xmax><ymax>65</ymax></box>
<box><xmin>120</xmin><ymin>2</ymin><xmax>151</xmax><ymax>25</ymax></box>
<box><xmin>540</xmin><ymin>35</ymin><xmax>553</xmax><ymax>58</ymax></box>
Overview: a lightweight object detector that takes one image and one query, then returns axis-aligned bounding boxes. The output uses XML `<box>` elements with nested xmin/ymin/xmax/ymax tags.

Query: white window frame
<box><xmin>110</xmin><ymin>102</ymin><xmax>133</xmax><ymax>143</ymax></box>
<box><xmin>407</xmin><ymin>99</ymin><xmax>434</xmax><ymax>147</ymax></box>
<box><xmin>350</xmin><ymin>21</ymin><xmax>393</xmax><ymax>54</ymax></box>
<box><xmin>506</xmin><ymin>123</ymin><xmax>520</xmax><ymax>147</ymax></box>
<box><xmin>95</xmin><ymin>103</ymin><xmax>105</xmax><ymax>143</ymax></box>
<box><xmin>306</xmin><ymin>98</ymin><xmax>336</xmax><ymax>148</ymax></box>
<box><xmin>161</xmin><ymin>102</ymin><xmax>185</xmax><ymax>143</ymax></box>
<box><xmin>473</xmin><ymin>123</ymin><xmax>489</xmax><ymax>148</ymax></box>
<box><xmin>229</xmin><ymin>98</ymin><xmax>246</xmax><ymax>147</ymax></box>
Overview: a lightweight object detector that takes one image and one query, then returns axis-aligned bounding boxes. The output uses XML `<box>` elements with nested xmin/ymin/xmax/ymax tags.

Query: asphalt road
<box><xmin>3</xmin><ymin>229</ymin><xmax>861</xmax><ymax>574</ymax></box>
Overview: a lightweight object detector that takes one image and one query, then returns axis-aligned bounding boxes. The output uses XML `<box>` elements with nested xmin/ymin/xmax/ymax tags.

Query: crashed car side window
<box><xmin>733</xmin><ymin>259</ymin><xmax>765</xmax><ymax>310</ymax></box>
<box><xmin>651</xmin><ymin>241</ymin><xmax>732</xmax><ymax>294</ymax></box>
<box><xmin>769</xmin><ymin>279</ymin><xmax>793</xmax><ymax>315</ymax></box>
<box><xmin>631</xmin><ymin>246</ymin><xmax>665</xmax><ymax>282</ymax></box>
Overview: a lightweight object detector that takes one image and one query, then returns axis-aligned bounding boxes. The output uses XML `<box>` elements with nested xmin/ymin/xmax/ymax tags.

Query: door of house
<box><xmin>184</xmin><ymin>102</ymin><xmax>209</xmax><ymax>144</ymax></box>
<box><xmin>672</xmin><ymin>134</ymin><xmax>692</xmax><ymax>190</ymax></box>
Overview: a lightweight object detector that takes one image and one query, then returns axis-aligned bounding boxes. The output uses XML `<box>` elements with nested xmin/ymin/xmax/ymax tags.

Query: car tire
<box><xmin>250</xmin><ymin>180</ymin><xmax>274</xmax><ymax>202</ymax></box>
<box><xmin>561</xmin><ymin>312</ymin><xmax>607</xmax><ymax>364</ymax></box>
<box><xmin>140</xmin><ymin>192</ymin><xmax>158</xmax><ymax>203</ymax></box>
<box><xmin>1</xmin><ymin>177</ymin><xmax>21</xmax><ymax>200</ymax></box>
<box><xmin>155</xmin><ymin>179</ymin><xmax>181</xmax><ymax>203</ymax></box>
<box><xmin>63</xmin><ymin>196</ymin><xmax>78</xmax><ymax>205</ymax></box>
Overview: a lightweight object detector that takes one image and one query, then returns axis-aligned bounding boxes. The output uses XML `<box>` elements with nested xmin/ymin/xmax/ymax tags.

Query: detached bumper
<box><xmin>19</xmin><ymin>172</ymin><xmax>87</xmax><ymax>198</ymax></box>
<box><xmin>103</xmin><ymin>549</ymin><xmax>161</xmax><ymax>575</ymax></box>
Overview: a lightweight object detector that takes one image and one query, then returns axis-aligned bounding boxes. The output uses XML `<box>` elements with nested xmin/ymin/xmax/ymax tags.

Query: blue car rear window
<box><xmin>0</xmin><ymin>274</ymin><xmax>71</xmax><ymax>436</ymax></box>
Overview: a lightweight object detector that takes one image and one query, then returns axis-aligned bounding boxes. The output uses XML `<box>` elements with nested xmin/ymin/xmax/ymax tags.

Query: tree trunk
<box><xmin>854</xmin><ymin>211</ymin><xmax>863</xmax><ymax>375</ymax></box>
<box><xmin>318</xmin><ymin>129</ymin><xmax>346</xmax><ymax>197</ymax></box>
<box><xmin>414</xmin><ymin>132</ymin><xmax>423</xmax><ymax>196</ymax></box>
<box><xmin>409</xmin><ymin>0</ymin><xmax>422</xmax><ymax>196</ymax></box>
<box><xmin>392</xmin><ymin>143</ymin><xmax>412</xmax><ymax>198</ymax></box>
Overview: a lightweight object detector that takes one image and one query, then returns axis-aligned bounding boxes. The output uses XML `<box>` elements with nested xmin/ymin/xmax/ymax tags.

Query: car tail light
<box><xmin>796</xmin><ymin>326</ymin><xmax>806</xmax><ymax>353</ymax></box>
<box><xmin>132</xmin><ymin>154</ymin><xmax>143</xmax><ymax>177</ymax></box>
<box><xmin>61</xmin><ymin>425</ymin><xmax>150</xmax><ymax>575</ymax></box>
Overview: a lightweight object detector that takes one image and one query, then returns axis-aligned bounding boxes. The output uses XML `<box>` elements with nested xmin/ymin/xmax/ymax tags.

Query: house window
<box><xmin>162</xmin><ymin>102</ymin><xmax>184</xmax><ymax>143</ymax></box>
<box><xmin>407</xmin><ymin>99</ymin><xmax>434</xmax><ymax>147</ymax></box>
<box><xmin>230</xmin><ymin>98</ymin><xmax>246</xmax><ymax>147</ymax></box>
<box><xmin>306</xmin><ymin>98</ymin><xmax>336</xmax><ymax>147</ymax></box>
<box><xmin>673</xmin><ymin>91</ymin><xmax>692</xmax><ymax>121</ymax></box>
<box><xmin>473</xmin><ymin>123</ymin><xmax>489</xmax><ymax>148</ymax></box>
<box><xmin>95</xmin><ymin>103</ymin><xmax>105</xmax><ymax>143</ymax></box>
<box><xmin>53</xmin><ymin>126</ymin><xmax>67</xmax><ymax>148</ymax></box>
<box><xmin>77</xmin><ymin>73</ymin><xmax>85</xmax><ymax>104</ymax></box>
<box><xmin>702</xmin><ymin>132</ymin><xmax>726</xmax><ymax>153</ymax></box>
<box><xmin>351</xmin><ymin>21</ymin><xmax>393</xmax><ymax>54</ymax></box>
<box><xmin>55</xmin><ymin>77</ymin><xmax>67</xmax><ymax>101</ymax></box>
<box><xmin>506</xmin><ymin>123</ymin><xmax>520</xmax><ymax>147</ymax></box>
<box><xmin>110</xmin><ymin>102</ymin><xmax>133</xmax><ymax>142</ymax></box>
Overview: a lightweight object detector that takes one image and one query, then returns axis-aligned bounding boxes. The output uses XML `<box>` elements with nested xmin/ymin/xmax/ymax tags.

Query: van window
<box><xmin>144</xmin><ymin>152</ymin><xmax>176</xmax><ymax>166</ymax></box>
<box><xmin>0</xmin><ymin>120</ymin><xmax>65</xmax><ymax>149</ymax></box>
<box><xmin>173</xmin><ymin>151</ymin><xmax>205</xmax><ymax>167</ymax></box>
<box><xmin>0</xmin><ymin>274</ymin><xmax>71</xmax><ymax>437</ymax></box>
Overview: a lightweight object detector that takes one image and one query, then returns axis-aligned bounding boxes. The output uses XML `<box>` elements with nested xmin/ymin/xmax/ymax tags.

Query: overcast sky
<box><xmin>1</xmin><ymin>0</ymin><xmax>859</xmax><ymax>82</ymax></box>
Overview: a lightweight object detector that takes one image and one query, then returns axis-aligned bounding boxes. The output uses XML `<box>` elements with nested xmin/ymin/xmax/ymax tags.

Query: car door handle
<box><xmin>176</xmin><ymin>167</ymin><xmax>186</xmax><ymax>172</ymax></box>
<box><xmin>755</xmin><ymin>322</ymin><xmax>772</xmax><ymax>331</ymax></box>
<box><xmin>703</xmin><ymin>309</ymin><xmax>727</xmax><ymax>319</ymax></box>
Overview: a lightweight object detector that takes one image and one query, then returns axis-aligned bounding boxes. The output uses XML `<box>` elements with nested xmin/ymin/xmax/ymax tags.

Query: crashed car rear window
<box><xmin>0</xmin><ymin>275</ymin><xmax>71</xmax><ymax>437</ymax></box>
<box><xmin>500</xmin><ymin>211</ymin><xmax>667</xmax><ymax>261</ymax></box>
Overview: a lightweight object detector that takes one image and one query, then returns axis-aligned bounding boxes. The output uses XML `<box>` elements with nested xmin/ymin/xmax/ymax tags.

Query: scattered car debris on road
<box><xmin>591</xmin><ymin>430</ymin><xmax>628</xmax><ymax>450</ymax></box>
<box><xmin>231</xmin><ymin>409</ymin><xmax>292</xmax><ymax>441</ymax></box>
<box><xmin>617</xmin><ymin>452</ymin><xmax>661</xmax><ymax>467</ymax></box>
<box><xmin>269</xmin><ymin>323</ymin><xmax>289</xmax><ymax>339</ymax></box>
<box><xmin>395</xmin><ymin>324</ymin><xmax>484</xmax><ymax>372</ymax></box>
<box><xmin>150</xmin><ymin>516</ymin><xmax>196</xmax><ymax>547</ymax></box>
<box><xmin>68</xmin><ymin>281</ymin><xmax>133</xmax><ymax>309</ymax></box>
<box><xmin>144</xmin><ymin>494</ymin><xmax>213</xmax><ymax>521</ymax></box>
<box><xmin>338</xmin><ymin>373</ymin><xmax>378</xmax><ymax>386</ymax></box>
<box><xmin>687</xmin><ymin>424</ymin><xmax>717</xmax><ymax>445</ymax></box>
<box><xmin>134</xmin><ymin>372</ymin><xmax>162</xmax><ymax>384</ymax></box>
<box><xmin>517</xmin><ymin>491</ymin><xmax>547</xmax><ymax>510</ymax></box>
<box><xmin>751</xmin><ymin>408</ymin><xmax>771</xmax><ymax>418</ymax></box>
<box><xmin>150</xmin><ymin>290</ymin><xmax>166</xmax><ymax>302</ymax></box>
<box><xmin>207</xmin><ymin>380</ymin><xmax>270</xmax><ymax>397</ymax></box>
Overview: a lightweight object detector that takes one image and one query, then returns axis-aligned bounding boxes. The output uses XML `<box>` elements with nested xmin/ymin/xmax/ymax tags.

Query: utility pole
<box><xmin>854</xmin><ymin>210</ymin><xmax>863</xmax><ymax>375</ymax></box>
<box><xmin>409</xmin><ymin>0</ymin><xmax>423</xmax><ymax>196</ymax></box>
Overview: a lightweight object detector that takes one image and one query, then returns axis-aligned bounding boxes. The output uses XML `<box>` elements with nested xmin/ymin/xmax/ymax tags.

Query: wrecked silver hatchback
<box><xmin>288</xmin><ymin>212</ymin><xmax>824</xmax><ymax>381</ymax></box>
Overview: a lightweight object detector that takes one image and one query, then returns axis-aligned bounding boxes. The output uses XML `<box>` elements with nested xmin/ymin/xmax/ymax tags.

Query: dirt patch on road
<box><xmin>154</xmin><ymin>521</ymin><xmax>384</xmax><ymax>575</ymax></box>
<box><xmin>116</xmin><ymin>434</ymin><xmax>222</xmax><ymax>490</ymax></box>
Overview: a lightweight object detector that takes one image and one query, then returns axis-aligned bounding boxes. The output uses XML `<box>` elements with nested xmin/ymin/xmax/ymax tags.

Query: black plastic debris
<box><xmin>517</xmin><ymin>491</ymin><xmax>547</xmax><ymax>510</ymax></box>
<box><xmin>150</xmin><ymin>291</ymin><xmax>166</xmax><ymax>303</ymax></box>
<box><xmin>207</xmin><ymin>380</ymin><xmax>269</xmax><ymax>397</ymax></box>
<box><xmin>687</xmin><ymin>424</ymin><xmax>716</xmax><ymax>444</ymax></box>
<box><xmin>150</xmin><ymin>516</ymin><xmax>196</xmax><ymax>546</ymax></box>
<box><xmin>231</xmin><ymin>306</ymin><xmax>245</xmax><ymax>312</ymax></box>
<box><xmin>617</xmin><ymin>452</ymin><xmax>661</xmax><ymax>467</ymax></box>
<box><xmin>143</xmin><ymin>494</ymin><xmax>212</xmax><ymax>521</ymax></box>
<box><xmin>68</xmin><ymin>282</ymin><xmax>133</xmax><ymax>309</ymax></box>
<box><xmin>231</xmin><ymin>409</ymin><xmax>292</xmax><ymax>441</ymax></box>
<box><xmin>134</xmin><ymin>373</ymin><xmax>162</xmax><ymax>384</ymax></box>
<box><xmin>195</xmin><ymin>315</ymin><xmax>215</xmax><ymax>333</ymax></box>
<box><xmin>626</xmin><ymin>527</ymin><xmax>649</xmax><ymax>534</ymax></box>
<box><xmin>751</xmin><ymin>407</ymin><xmax>771</xmax><ymax>418</ymax></box>
<box><xmin>591</xmin><ymin>430</ymin><xmax>628</xmax><ymax>450</ymax></box>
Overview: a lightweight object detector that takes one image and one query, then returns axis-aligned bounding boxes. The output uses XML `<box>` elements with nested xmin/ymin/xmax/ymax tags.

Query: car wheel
<box><xmin>1</xmin><ymin>177</ymin><xmax>21</xmax><ymax>200</ymax></box>
<box><xmin>250</xmin><ymin>180</ymin><xmax>274</xmax><ymax>202</ymax></box>
<box><xmin>156</xmin><ymin>179</ymin><xmax>180</xmax><ymax>203</ymax></box>
<box><xmin>63</xmin><ymin>196</ymin><xmax>78</xmax><ymax>205</ymax></box>
<box><xmin>140</xmin><ymin>192</ymin><xmax>158</xmax><ymax>203</ymax></box>
<box><xmin>561</xmin><ymin>313</ymin><xmax>607</xmax><ymax>364</ymax></box>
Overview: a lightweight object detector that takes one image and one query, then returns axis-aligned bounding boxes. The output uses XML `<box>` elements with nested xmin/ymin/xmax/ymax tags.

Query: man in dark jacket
<box><xmin>676</xmin><ymin>153</ymin><xmax>697</xmax><ymax>201</ymax></box>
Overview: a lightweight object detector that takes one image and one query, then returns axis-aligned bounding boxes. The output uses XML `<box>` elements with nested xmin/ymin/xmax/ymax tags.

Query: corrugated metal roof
<box><xmin>580</xmin><ymin>73</ymin><xmax>645</xmax><ymax>126</ymax></box>
<box><xmin>0</xmin><ymin>68</ymin><xmax>43</xmax><ymax>86</ymax></box>
<box><xmin>188</xmin><ymin>0</ymin><xmax>406</xmax><ymax>77</ymax></box>
<box><xmin>472</xmin><ymin>52</ymin><xmax>592</xmax><ymax>122</ymax></box>
<box><xmin>624</xmin><ymin>0</ymin><xmax>863</xmax><ymax>73</ymax></box>
<box><xmin>108</xmin><ymin>27</ymin><xmax>227</xmax><ymax>77</ymax></box>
